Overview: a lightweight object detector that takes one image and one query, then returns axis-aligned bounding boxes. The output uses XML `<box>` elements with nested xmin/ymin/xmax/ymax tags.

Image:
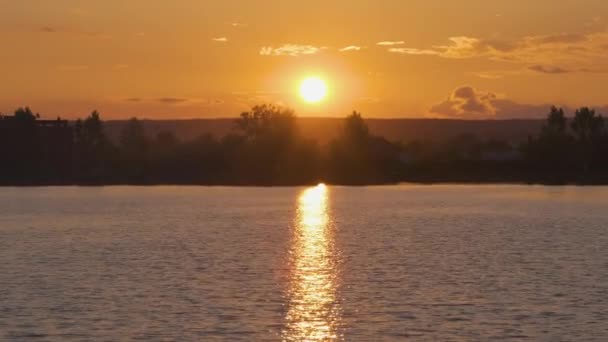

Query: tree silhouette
<box><xmin>236</xmin><ymin>104</ymin><xmax>297</xmax><ymax>143</ymax></box>
<box><xmin>570</xmin><ymin>107</ymin><xmax>605</xmax><ymax>175</ymax></box>
<box><xmin>328</xmin><ymin>111</ymin><xmax>400</xmax><ymax>184</ymax></box>
<box><xmin>119</xmin><ymin>118</ymin><xmax>149</xmax><ymax>182</ymax></box>
<box><xmin>3</xmin><ymin>102</ymin><xmax>608</xmax><ymax>185</ymax></box>
<box><xmin>120</xmin><ymin>118</ymin><xmax>148</xmax><ymax>154</ymax></box>
<box><xmin>522</xmin><ymin>107</ymin><xmax>576</xmax><ymax>183</ymax></box>
<box><xmin>571</xmin><ymin>107</ymin><xmax>604</xmax><ymax>143</ymax></box>
<box><xmin>74</xmin><ymin>110</ymin><xmax>114</xmax><ymax>182</ymax></box>
<box><xmin>342</xmin><ymin>111</ymin><xmax>370</xmax><ymax>144</ymax></box>
<box><xmin>14</xmin><ymin>107</ymin><xmax>39</xmax><ymax>123</ymax></box>
<box><xmin>233</xmin><ymin>104</ymin><xmax>303</xmax><ymax>184</ymax></box>
<box><xmin>543</xmin><ymin>106</ymin><xmax>567</xmax><ymax>136</ymax></box>
<box><xmin>6</xmin><ymin>107</ymin><xmax>41</xmax><ymax>181</ymax></box>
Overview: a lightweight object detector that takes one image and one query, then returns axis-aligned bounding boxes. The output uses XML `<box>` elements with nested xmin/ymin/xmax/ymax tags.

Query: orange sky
<box><xmin>1</xmin><ymin>0</ymin><xmax>608</xmax><ymax>119</ymax></box>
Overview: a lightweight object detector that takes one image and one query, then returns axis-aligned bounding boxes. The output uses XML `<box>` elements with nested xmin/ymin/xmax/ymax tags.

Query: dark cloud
<box><xmin>528</xmin><ymin>65</ymin><xmax>571</xmax><ymax>74</ymax></box>
<box><xmin>430</xmin><ymin>86</ymin><xmax>551</xmax><ymax>119</ymax></box>
<box><xmin>125</xmin><ymin>98</ymin><xmax>142</xmax><ymax>102</ymax></box>
<box><xmin>40</xmin><ymin>26</ymin><xmax>57</xmax><ymax>33</ymax></box>
<box><xmin>158</xmin><ymin>98</ymin><xmax>188</xmax><ymax>104</ymax></box>
<box><xmin>37</xmin><ymin>26</ymin><xmax>110</xmax><ymax>39</ymax></box>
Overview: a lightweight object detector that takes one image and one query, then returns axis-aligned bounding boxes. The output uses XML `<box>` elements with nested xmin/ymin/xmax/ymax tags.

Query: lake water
<box><xmin>1</xmin><ymin>185</ymin><xmax>608</xmax><ymax>341</ymax></box>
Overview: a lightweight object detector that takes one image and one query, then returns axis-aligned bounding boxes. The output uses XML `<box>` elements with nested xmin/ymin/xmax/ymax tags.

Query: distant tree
<box><xmin>155</xmin><ymin>130</ymin><xmax>179</xmax><ymax>147</ymax></box>
<box><xmin>342</xmin><ymin>111</ymin><xmax>370</xmax><ymax>145</ymax></box>
<box><xmin>543</xmin><ymin>106</ymin><xmax>567</xmax><ymax>136</ymax></box>
<box><xmin>120</xmin><ymin>118</ymin><xmax>148</xmax><ymax>154</ymax></box>
<box><xmin>118</xmin><ymin>118</ymin><xmax>149</xmax><ymax>183</ymax></box>
<box><xmin>328</xmin><ymin>111</ymin><xmax>400</xmax><ymax>184</ymax></box>
<box><xmin>232</xmin><ymin>104</ymin><xmax>303</xmax><ymax>184</ymax></box>
<box><xmin>14</xmin><ymin>107</ymin><xmax>39</xmax><ymax>123</ymax></box>
<box><xmin>570</xmin><ymin>107</ymin><xmax>605</xmax><ymax>176</ymax></box>
<box><xmin>73</xmin><ymin>110</ymin><xmax>114</xmax><ymax>182</ymax></box>
<box><xmin>76</xmin><ymin>110</ymin><xmax>108</xmax><ymax>152</ymax></box>
<box><xmin>5</xmin><ymin>107</ymin><xmax>41</xmax><ymax>181</ymax></box>
<box><xmin>440</xmin><ymin>133</ymin><xmax>482</xmax><ymax>161</ymax></box>
<box><xmin>523</xmin><ymin>107</ymin><xmax>577</xmax><ymax>182</ymax></box>
<box><xmin>571</xmin><ymin>107</ymin><xmax>604</xmax><ymax>143</ymax></box>
<box><xmin>236</xmin><ymin>104</ymin><xmax>297</xmax><ymax>143</ymax></box>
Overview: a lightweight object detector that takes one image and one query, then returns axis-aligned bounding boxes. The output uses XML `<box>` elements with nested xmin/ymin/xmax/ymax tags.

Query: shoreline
<box><xmin>2</xmin><ymin>180</ymin><xmax>608</xmax><ymax>187</ymax></box>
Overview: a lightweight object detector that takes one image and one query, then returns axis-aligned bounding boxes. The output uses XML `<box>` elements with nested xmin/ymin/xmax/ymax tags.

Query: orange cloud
<box><xmin>259</xmin><ymin>44</ymin><xmax>324</xmax><ymax>56</ymax></box>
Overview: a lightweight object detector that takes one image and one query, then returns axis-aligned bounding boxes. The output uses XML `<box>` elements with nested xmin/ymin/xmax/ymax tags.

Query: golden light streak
<box><xmin>283</xmin><ymin>184</ymin><xmax>341</xmax><ymax>341</ymax></box>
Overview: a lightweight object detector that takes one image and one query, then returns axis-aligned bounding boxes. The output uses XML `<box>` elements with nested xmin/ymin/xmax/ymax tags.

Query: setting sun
<box><xmin>299</xmin><ymin>77</ymin><xmax>328</xmax><ymax>103</ymax></box>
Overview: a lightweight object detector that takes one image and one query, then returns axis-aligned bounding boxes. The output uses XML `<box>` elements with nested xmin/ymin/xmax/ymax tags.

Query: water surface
<box><xmin>1</xmin><ymin>185</ymin><xmax>608</xmax><ymax>341</ymax></box>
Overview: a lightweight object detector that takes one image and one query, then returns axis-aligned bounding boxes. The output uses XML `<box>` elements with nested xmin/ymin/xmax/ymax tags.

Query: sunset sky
<box><xmin>2</xmin><ymin>0</ymin><xmax>608</xmax><ymax>119</ymax></box>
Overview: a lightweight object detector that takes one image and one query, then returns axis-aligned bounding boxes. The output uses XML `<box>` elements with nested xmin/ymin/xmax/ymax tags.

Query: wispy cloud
<box><xmin>40</xmin><ymin>26</ymin><xmax>57</xmax><ymax>33</ymax></box>
<box><xmin>158</xmin><ymin>98</ymin><xmax>189</xmax><ymax>104</ymax></box>
<box><xmin>212</xmin><ymin>37</ymin><xmax>228</xmax><ymax>43</ymax></box>
<box><xmin>339</xmin><ymin>45</ymin><xmax>363</xmax><ymax>52</ymax></box>
<box><xmin>476</xmin><ymin>73</ymin><xmax>503</xmax><ymax>80</ymax></box>
<box><xmin>260</xmin><ymin>44</ymin><xmax>324</xmax><ymax>57</ymax></box>
<box><xmin>388</xmin><ymin>48</ymin><xmax>439</xmax><ymax>55</ymax></box>
<box><xmin>377</xmin><ymin>41</ymin><xmax>405</xmax><ymax>46</ymax></box>
<box><xmin>124</xmin><ymin>97</ymin><xmax>225</xmax><ymax>106</ymax></box>
<box><xmin>394</xmin><ymin>31</ymin><xmax>608</xmax><ymax>70</ymax></box>
<box><xmin>528</xmin><ymin>64</ymin><xmax>570</xmax><ymax>74</ymax></box>
<box><xmin>472</xmin><ymin>72</ymin><xmax>506</xmax><ymax>80</ymax></box>
<box><xmin>38</xmin><ymin>26</ymin><xmax>111</xmax><ymax>39</ymax></box>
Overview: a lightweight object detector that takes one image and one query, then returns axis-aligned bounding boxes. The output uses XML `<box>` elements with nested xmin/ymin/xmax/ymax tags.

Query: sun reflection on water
<box><xmin>283</xmin><ymin>184</ymin><xmax>341</xmax><ymax>341</ymax></box>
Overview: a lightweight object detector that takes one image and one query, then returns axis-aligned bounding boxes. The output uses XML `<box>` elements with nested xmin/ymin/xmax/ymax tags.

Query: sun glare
<box><xmin>299</xmin><ymin>77</ymin><xmax>328</xmax><ymax>103</ymax></box>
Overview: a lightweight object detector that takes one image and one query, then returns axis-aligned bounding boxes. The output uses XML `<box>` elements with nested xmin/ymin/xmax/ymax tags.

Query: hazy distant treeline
<box><xmin>1</xmin><ymin>105</ymin><xmax>607</xmax><ymax>185</ymax></box>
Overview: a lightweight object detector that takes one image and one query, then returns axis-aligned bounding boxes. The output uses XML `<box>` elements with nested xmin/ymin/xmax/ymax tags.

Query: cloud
<box><xmin>473</xmin><ymin>72</ymin><xmax>505</xmax><ymax>80</ymax></box>
<box><xmin>40</xmin><ymin>26</ymin><xmax>57</xmax><ymax>33</ymax></box>
<box><xmin>158</xmin><ymin>98</ymin><xmax>189</xmax><ymax>104</ymax></box>
<box><xmin>527</xmin><ymin>64</ymin><xmax>608</xmax><ymax>74</ymax></box>
<box><xmin>339</xmin><ymin>45</ymin><xmax>362</xmax><ymax>52</ymax></box>
<box><xmin>259</xmin><ymin>44</ymin><xmax>324</xmax><ymax>56</ymax></box>
<box><xmin>37</xmin><ymin>26</ymin><xmax>110</xmax><ymax>39</ymax></box>
<box><xmin>388</xmin><ymin>48</ymin><xmax>440</xmax><ymax>55</ymax></box>
<box><xmin>377</xmin><ymin>41</ymin><xmax>405</xmax><ymax>46</ymax></box>
<box><xmin>528</xmin><ymin>64</ymin><xmax>570</xmax><ymax>74</ymax></box>
<box><xmin>430</xmin><ymin>86</ymin><xmax>550</xmax><ymax>119</ymax></box>
<box><xmin>394</xmin><ymin>30</ymin><xmax>608</xmax><ymax>73</ymax></box>
<box><xmin>212</xmin><ymin>37</ymin><xmax>228</xmax><ymax>43</ymax></box>
<box><xmin>528</xmin><ymin>33</ymin><xmax>588</xmax><ymax>45</ymax></box>
<box><xmin>231</xmin><ymin>22</ymin><xmax>247</xmax><ymax>28</ymax></box>
<box><xmin>437</xmin><ymin>36</ymin><xmax>496</xmax><ymax>58</ymax></box>
<box><xmin>123</xmin><ymin>97</ymin><xmax>227</xmax><ymax>107</ymax></box>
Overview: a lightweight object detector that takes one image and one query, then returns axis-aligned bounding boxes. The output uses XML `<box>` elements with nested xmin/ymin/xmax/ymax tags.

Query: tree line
<box><xmin>1</xmin><ymin>104</ymin><xmax>607</xmax><ymax>185</ymax></box>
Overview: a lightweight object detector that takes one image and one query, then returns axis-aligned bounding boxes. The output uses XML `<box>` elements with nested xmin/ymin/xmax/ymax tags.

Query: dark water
<box><xmin>1</xmin><ymin>185</ymin><xmax>608</xmax><ymax>341</ymax></box>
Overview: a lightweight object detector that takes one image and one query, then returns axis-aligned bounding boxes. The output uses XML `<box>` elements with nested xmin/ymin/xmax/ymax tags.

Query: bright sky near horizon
<box><xmin>1</xmin><ymin>0</ymin><xmax>608</xmax><ymax>119</ymax></box>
